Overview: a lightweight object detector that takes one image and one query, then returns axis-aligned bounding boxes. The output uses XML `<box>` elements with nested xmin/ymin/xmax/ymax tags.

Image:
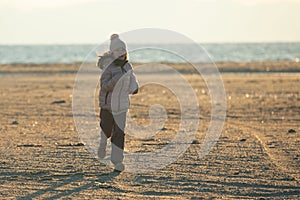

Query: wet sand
<box><xmin>0</xmin><ymin>62</ymin><xmax>299</xmax><ymax>199</ymax></box>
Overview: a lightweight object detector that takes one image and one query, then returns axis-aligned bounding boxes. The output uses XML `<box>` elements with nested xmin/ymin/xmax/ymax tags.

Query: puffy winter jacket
<box><xmin>99</xmin><ymin>61</ymin><xmax>138</xmax><ymax>114</ymax></box>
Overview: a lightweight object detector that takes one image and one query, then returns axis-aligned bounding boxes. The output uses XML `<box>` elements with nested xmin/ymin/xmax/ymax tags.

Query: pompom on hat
<box><xmin>109</xmin><ymin>34</ymin><xmax>127</xmax><ymax>52</ymax></box>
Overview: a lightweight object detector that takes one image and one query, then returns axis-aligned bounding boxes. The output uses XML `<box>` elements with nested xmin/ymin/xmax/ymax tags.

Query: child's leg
<box><xmin>100</xmin><ymin>109</ymin><xmax>114</xmax><ymax>138</ymax></box>
<box><xmin>98</xmin><ymin>131</ymin><xmax>108</xmax><ymax>158</ymax></box>
<box><xmin>111</xmin><ymin>112</ymin><xmax>126</xmax><ymax>165</ymax></box>
<box><xmin>98</xmin><ymin>109</ymin><xmax>114</xmax><ymax>159</ymax></box>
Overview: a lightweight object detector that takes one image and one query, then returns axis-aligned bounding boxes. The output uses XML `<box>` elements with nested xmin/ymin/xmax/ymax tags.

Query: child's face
<box><xmin>113</xmin><ymin>47</ymin><xmax>126</xmax><ymax>59</ymax></box>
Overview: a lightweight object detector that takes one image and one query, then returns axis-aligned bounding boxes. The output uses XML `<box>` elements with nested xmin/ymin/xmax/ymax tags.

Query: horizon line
<box><xmin>1</xmin><ymin>41</ymin><xmax>300</xmax><ymax>46</ymax></box>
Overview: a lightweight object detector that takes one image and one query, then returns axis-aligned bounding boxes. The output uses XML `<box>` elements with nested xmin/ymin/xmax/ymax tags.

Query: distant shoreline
<box><xmin>1</xmin><ymin>43</ymin><xmax>300</xmax><ymax>64</ymax></box>
<box><xmin>1</xmin><ymin>61</ymin><xmax>300</xmax><ymax>74</ymax></box>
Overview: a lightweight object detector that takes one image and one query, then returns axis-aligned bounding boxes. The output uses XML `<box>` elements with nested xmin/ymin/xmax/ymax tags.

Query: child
<box><xmin>98</xmin><ymin>34</ymin><xmax>138</xmax><ymax>171</ymax></box>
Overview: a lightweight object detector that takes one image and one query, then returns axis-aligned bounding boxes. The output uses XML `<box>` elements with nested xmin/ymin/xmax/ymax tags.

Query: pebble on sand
<box><xmin>55</xmin><ymin>143</ymin><xmax>85</xmax><ymax>147</ymax></box>
<box><xmin>51</xmin><ymin>100</ymin><xmax>66</xmax><ymax>104</ymax></box>
<box><xmin>17</xmin><ymin>144</ymin><xmax>42</xmax><ymax>147</ymax></box>
<box><xmin>288</xmin><ymin>129</ymin><xmax>296</xmax><ymax>134</ymax></box>
<box><xmin>12</xmin><ymin>120</ymin><xmax>19</xmax><ymax>125</ymax></box>
<box><xmin>192</xmin><ymin>140</ymin><xmax>200</xmax><ymax>144</ymax></box>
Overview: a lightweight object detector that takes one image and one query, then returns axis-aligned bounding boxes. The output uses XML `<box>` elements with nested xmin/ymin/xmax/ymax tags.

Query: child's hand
<box><xmin>103</xmin><ymin>51</ymin><xmax>111</xmax><ymax>56</ymax></box>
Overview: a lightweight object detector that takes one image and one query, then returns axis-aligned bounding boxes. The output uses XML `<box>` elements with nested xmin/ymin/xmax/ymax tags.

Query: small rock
<box><xmin>12</xmin><ymin>120</ymin><xmax>19</xmax><ymax>125</ymax></box>
<box><xmin>233</xmin><ymin>171</ymin><xmax>240</xmax><ymax>175</ymax></box>
<box><xmin>288</xmin><ymin>129</ymin><xmax>296</xmax><ymax>134</ymax></box>
<box><xmin>73</xmin><ymin>143</ymin><xmax>84</xmax><ymax>146</ymax></box>
<box><xmin>240</xmin><ymin>138</ymin><xmax>247</xmax><ymax>142</ymax></box>
<box><xmin>95</xmin><ymin>181</ymin><xmax>112</xmax><ymax>188</ymax></box>
<box><xmin>192</xmin><ymin>140</ymin><xmax>200</xmax><ymax>144</ymax></box>
<box><xmin>282</xmin><ymin>177</ymin><xmax>295</xmax><ymax>181</ymax></box>
<box><xmin>51</xmin><ymin>100</ymin><xmax>66</xmax><ymax>104</ymax></box>
<box><xmin>57</xmin><ymin>143</ymin><xmax>84</xmax><ymax>147</ymax></box>
<box><xmin>17</xmin><ymin>144</ymin><xmax>42</xmax><ymax>147</ymax></box>
<box><xmin>161</xmin><ymin>127</ymin><xmax>168</xmax><ymax>131</ymax></box>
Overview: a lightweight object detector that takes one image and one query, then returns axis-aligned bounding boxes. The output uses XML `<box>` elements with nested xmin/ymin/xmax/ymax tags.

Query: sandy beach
<box><xmin>0</xmin><ymin>62</ymin><xmax>299</xmax><ymax>199</ymax></box>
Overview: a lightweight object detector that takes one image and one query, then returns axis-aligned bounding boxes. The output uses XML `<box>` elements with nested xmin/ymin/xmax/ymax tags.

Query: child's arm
<box><xmin>97</xmin><ymin>51</ymin><xmax>112</xmax><ymax>70</ymax></box>
<box><xmin>129</xmin><ymin>70</ymin><xmax>139</xmax><ymax>95</ymax></box>
<box><xmin>101</xmin><ymin>68</ymin><xmax>122</xmax><ymax>92</ymax></box>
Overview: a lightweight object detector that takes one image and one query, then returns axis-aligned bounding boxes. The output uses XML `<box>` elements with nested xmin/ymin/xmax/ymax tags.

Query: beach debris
<box><xmin>94</xmin><ymin>181</ymin><xmax>112</xmax><ymax>188</ymax></box>
<box><xmin>17</xmin><ymin>144</ymin><xmax>42</xmax><ymax>147</ymax></box>
<box><xmin>282</xmin><ymin>177</ymin><xmax>296</xmax><ymax>181</ymax></box>
<box><xmin>51</xmin><ymin>100</ymin><xmax>66</xmax><ymax>104</ymax></box>
<box><xmin>233</xmin><ymin>171</ymin><xmax>240</xmax><ymax>175</ymax></box>
<box><xmin>142</xmin><ymin>142</ymin><xmax>168</xmax><ymax>146</ymax></box>
<box><xmin>161</xmin><ymin>127</ymin><xmax>168</xmax><ymax>131</ymax></box>
<box><xmin>192</xmin><ymin>140</ymin><xmax>200</xmax><ymax>144</ymax></box>
<box><xmin>288</xmin><ymin>129</ymin><xmax>296</xmax><ymax>134</ymax></box>
<box><xmin>240</xmin><ymin>138</ymin><xmax>247</xmax><ymax>142</ymax></box>
<box><xmin>12</xmin><ymin>120</ymin><xmax>19</xmax><ymax>125</ymax></box>
<box><xmin>55</xmin><ymin>142</ymin><xmax>85</xmax><ymax>147</ymax></box>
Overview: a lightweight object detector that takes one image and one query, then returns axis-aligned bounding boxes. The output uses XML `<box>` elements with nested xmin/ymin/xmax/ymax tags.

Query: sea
<box><xmin>0</xmin><ymin>43</ymin><xmax>299</xmax><ymax>64</ymax></box>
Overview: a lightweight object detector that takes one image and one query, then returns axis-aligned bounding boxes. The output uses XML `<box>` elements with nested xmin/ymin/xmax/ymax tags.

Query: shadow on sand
<box><xmin>12</xmin><ymin>170</ymin><xmax>121</xmax><ymax>199</ymax></box>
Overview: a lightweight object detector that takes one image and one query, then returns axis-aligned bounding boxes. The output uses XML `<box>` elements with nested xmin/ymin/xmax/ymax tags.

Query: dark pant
<box><xmin>100</xmin><ymin>109</ymin><xmax>126</xmax><ymax>165</ymax></box>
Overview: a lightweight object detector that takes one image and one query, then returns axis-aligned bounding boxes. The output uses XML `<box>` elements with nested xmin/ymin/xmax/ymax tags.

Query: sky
<box><xmin>0</xmin><ymin>0</ymin><xmax>300</xmax><ymax>44</ymax></box>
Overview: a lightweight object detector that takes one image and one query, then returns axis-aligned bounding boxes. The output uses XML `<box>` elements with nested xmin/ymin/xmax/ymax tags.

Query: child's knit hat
<box><xmin>109</xmin><ymin>34</ymin><xmax>127</xmax><ymax>52</ymax></box>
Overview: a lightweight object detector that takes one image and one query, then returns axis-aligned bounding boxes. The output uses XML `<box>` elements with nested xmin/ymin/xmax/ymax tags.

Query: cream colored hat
<box><xmin>109</xmin><ymin>34</ymin><xmax>127</xmax><ymax>52</ymax></box>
